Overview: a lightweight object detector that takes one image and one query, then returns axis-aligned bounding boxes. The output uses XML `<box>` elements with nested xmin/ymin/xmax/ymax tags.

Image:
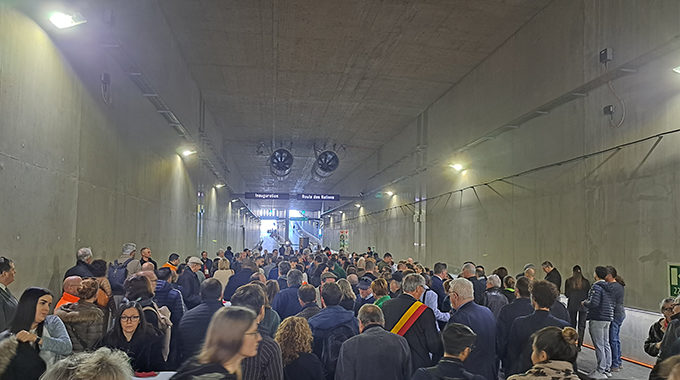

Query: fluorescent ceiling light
<box><xmin>386</xmin><ymin>191</ymin><xmax>394</xmax><ymax>196</ymax></box>
<box><xmin>449</xmin><ymin>163</ymin><xmax>463</xmax><ymax>171</ymax></box>
<box><xmin>355</xmin><ymin>204</ymin><xmax>361</xmax><ymax>208</ymax></box>
<box><xmin>181</xmin><ymin>150</ymin><xmax>196</xmax><ymax>157</ymax></box>
<box><xmin>214</xmin><ymin>183</ymin><xmax>225</xmax><ymax>189</ymax></box>
<box><xmin>49</xmin><ymin>11</ymin><xmax>87</xmax><ymax>29</ymax></box>
<box><xmin>231</xmin><ymin>199</ymin><xmax>238</xmax><ymax>203</ymax></box>
<box><xmin>673</xmin><ymin>66</ymin><xmax>680</xmax><ymax>74</ymax></box>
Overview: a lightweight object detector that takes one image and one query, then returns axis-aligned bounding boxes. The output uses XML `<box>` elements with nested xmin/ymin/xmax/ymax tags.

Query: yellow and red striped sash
<box><xmin>390</xmin><ymin>301</ymin><xmax>428</xmax><ymax>336</ymax></box>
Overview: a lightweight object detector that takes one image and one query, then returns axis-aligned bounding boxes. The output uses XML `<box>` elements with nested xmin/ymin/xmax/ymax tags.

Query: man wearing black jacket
<box><xmin>506</xmin><ymin>280</ymin><xmax>569</xmax><ymax>376</ymax></box>
<box><xmin>177</xmin><ymin>257</ymin><xmax>202</xmax><ymax>309</ymax></box>
<box><xmin>178</xmin><ymin>278</ymin><xmax>224</xmax><ymax>360</ymax></box>
<box><xmin>411</xmin><ymin>323</ymin><xmax>484</xmax><ymax>380</ymax></box>
<box><xmin>496</xmin><ymin>277</ymin><xmax>533</xmax><ymax>375</ymax></box>
<box><xmin>542</xmin><ymin>261</ymin><xmax>562</xmax><ymax>292</ymax></box>
<box><xmin>461</xmin><ymin>263</ymin><xmax>485</xmax><ymax>305</ymax></box>
<box><xmin>383</xmin><ymin>274</ymin><xmax>443</xmax><ymax>374</ymax></box>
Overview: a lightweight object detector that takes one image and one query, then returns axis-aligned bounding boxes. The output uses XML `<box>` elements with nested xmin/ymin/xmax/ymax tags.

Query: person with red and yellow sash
<box><xmin>383</xmin><ymin>273</ymin><xmax>443</xmax><ymax>374</ymax></box>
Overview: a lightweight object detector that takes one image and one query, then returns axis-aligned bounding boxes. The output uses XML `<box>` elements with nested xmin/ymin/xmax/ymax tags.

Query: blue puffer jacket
<box><xmin>583</xmin><ymin>280</ymin><xmax>614</xmax><ymax>321</ymax></box>
<box><xmin>308</xmin><ymin>305</ymin><xmax>359</xmax><ymax>336</ymax></box>
<box><xmin>608</xmin><ymin>281</ymin><xmax>626</xmax><ymax>322</ymax></box>
<box><xmin>154</xmin><ymin>280</ymin><xmax>185</xmax><ymax>326</ymax></box>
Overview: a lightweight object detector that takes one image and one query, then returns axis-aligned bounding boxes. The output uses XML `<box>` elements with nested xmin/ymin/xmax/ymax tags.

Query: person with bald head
<box><xmin>55</xmin><ymin>276</ymin><xmax>82</xmax><ymax>309</ymax></box>
<box><xmin>524</xmin><ymin>267</ymin><xmax>536</xmax><ymax>282</ymax></box>
<box><xmin>141</xmin><ymin>262</ymin><xmax>155</xmax><ymax>272</ymax></box>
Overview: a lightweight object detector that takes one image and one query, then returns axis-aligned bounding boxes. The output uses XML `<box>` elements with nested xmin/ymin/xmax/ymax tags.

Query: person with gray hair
<box><xmin>645</xmin><ymin>297</ymin><xmax>676</xmax><ymax>357</ymax></box>
<box><xmin>64</xmin><ymin>247</ymin><xmax>94</xmax><ymax>279</ymax></box>
<box><xmin>482</xmin><ymin>274</ymin><xmax>508</xmax><ymax>319</ymax></box>
<box><xmin>110</xmin><ymin>243</ymin><xmax>141</xmax><ymax>295</ymax></box>
<box><xmin>657</xmin><ymin>295</ymin><xmax>680</xmax><ymax>362</ymax></box>
<box><xmin>287</xmin><ymin>268</ymin><xmax>304</xmax><ymax>288</ymax></box>
<box><xmin>277</xmin><ymin>260</ymin><xmax>292</xmax><ymax>290</ymax></box>
<box><xmin>448</xmin><ymin>277</ymin><xmax>497</xmax><ymax>380</ymax></box>
<box><xmin>39</xmin><ymin>347</ymin><xmax>133</xmax><ymax>380</ymax></box>
<box><xmin>383</xmin><ymin>274</ymin><xmax>442</xmax><ymax>373</ymax></box>
<box><xmin>271</xmin><ymin>269</ymin><xmax>304</xmax><ymax>319</ymax></box>
<box><xmin>461</xmin><ymin>263</ymin><xmax>485</xmax><ymax>305</ymax></box>
<box><xmin>336</xmin><ymin>304</ymin><xmax>412</xmax><ymax>380</ymax></box>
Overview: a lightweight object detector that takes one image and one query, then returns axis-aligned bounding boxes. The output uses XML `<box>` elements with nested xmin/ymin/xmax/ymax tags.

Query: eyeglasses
<box><xmin>663</xmin><ymin>307</ymin><xmax>675</xmax><ymax>312</ymax></box>
<box><xmin>120</xmin><ymin>315</ymin><xmax>140</xmax><ymax>322</ymax></box>
<box><xmin>245</xmin><ymin>331</ymin><xmax>260</xmax><ymax>337</ymax></box>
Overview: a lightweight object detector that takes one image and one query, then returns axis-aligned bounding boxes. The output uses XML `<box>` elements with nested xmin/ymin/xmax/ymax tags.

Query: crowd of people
<box><xmin>0</xmin><ymin>243</ymin><xmax>676</xmax><ymax>380</ymax></box>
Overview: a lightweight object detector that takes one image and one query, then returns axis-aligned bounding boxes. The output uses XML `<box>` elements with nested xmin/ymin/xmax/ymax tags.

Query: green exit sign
<box><xmin>670</xmin><ymin>264</ymin><xmax>680</xmax><ymax>297</ymax></box>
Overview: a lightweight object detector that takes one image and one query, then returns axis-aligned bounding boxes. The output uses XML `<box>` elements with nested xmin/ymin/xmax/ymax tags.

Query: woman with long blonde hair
<box><xmin>274</xmin><ymin>317</ymin><xmax>324</xmax><ymax>380</ymax></box>
<box><xmin>337</xmin><ymin>278</ymin><xmax>356</xmax><ymax>311</ymax></box>
<box><xmin>171</xmin><ymin>306</ymin><xmax>261</xmax><ymax>380</ymax></box>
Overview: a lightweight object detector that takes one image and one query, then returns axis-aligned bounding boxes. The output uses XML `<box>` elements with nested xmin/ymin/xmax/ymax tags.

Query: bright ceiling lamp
<box><xmin>49</xmin><ymin>11</ymin><xmax>87</xmax><ymax>29</ymax></box>
<box><xmin>214</xmin><ymin>183</ymin><xmax>225</xmax><ymax>189</ymax></box>
<box><xmin>181</xmin><ymin>149</ymin><xmax>196</xmax><ymax>157</ymax></box>
<box><xmin>385</xmin><ymin>191</ymin><xmax>394</xmax><ymax>196</ymax></box>
<box><xmin>355</xmin><ymin>204</ymin><xmax>361</xmax><ymax>208</ymax></box>
<box><xmin>673</xmin><ymin>66</ymin><xmax>680</xmax><ymax>74</ymax></box>
<box><xmin>449</xmin><ymin>163</ymin><xmax>464</xmax><ymax>172</ymax></box>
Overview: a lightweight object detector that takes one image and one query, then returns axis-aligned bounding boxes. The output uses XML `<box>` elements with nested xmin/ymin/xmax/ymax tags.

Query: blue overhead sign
<box><xmin>297</xmin><ymin>193</ymin><xmax>340</xmax><ymax>201</ymax></box>
<box><xmin>244</xmin><ymin>192</ymin><xmax>290</xmax><ymax>200</ymax></box>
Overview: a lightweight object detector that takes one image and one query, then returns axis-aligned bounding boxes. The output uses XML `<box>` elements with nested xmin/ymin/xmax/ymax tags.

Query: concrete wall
<box><xmin>325</xmin><ymin>0</ymin><xmax>680</xmax><ymax>313</ymax></box>
<box><xmin>0</xmin><ymin>4</ymin><xmax>257</xmax><ymax>296</ymax></box>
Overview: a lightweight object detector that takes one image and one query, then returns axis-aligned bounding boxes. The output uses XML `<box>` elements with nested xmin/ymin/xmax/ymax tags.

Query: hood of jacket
<box><xmin>55</xmin><ymin>302</ymin><xmax>103</xmax><ymax>323</ymax></box>
<box><xmin>309</xmin><ymin>305</ymin><xmax>355</xmax><ymax>330</ymax></box>
<box><xmin>594</xmin><ymin>280</ymin><xmax>610</xmax><ymax>292</ymax></box>
<box><xmin>155</xmin><ymin>280</ymin><xmax>174</xmax><ymax>293</ymax></box>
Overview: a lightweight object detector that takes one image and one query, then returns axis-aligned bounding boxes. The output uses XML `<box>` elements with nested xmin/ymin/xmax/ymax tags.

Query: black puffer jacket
<box><xmin>54</xmin><ymin>301</ymin><xmax>104</xmax><ymax>352</ymax></box>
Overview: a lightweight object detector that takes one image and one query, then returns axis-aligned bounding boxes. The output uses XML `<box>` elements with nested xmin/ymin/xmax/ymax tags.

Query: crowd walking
<box><xmin>0</xmin><ymin>242</ymin><xmax>674</xmax><ymax>380</ymax></box>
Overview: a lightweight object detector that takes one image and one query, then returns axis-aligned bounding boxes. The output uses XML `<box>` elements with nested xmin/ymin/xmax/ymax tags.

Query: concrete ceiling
<box><xmin>160</xmin><ymin>0</ymin><xmax>550</xmax><ymax>202</ymax></box>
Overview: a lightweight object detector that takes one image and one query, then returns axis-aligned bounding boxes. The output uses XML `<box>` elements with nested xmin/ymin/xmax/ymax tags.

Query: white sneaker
<box><xmin>604</xmin><ymin>371</ymin><xmax>613</xmax><ymax>378</ymax></box>
<box><xmin>589</xmin><ymin>371</ymin><xmax>608</xmax><ymax>379</ymax></box>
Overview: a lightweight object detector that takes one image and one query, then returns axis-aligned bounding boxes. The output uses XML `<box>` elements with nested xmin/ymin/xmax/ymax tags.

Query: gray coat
<box><xmin>335</xmin><ymin>324</ymin><xmax>412</xmax><ymax>380</ymax></box>
<box><xmin>0</xmin><ymin>287</ymin><xmax>17</xmax><ymax>332</ymax></box>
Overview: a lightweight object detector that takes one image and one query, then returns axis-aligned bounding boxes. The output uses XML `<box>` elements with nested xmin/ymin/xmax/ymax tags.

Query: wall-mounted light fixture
<box><xmin>449</xmin><ymin>163</ymin><xmax>464</xmax><ymax>172</ymax></box>
<box><xmin>49</xmin><ymin>11</ymin><xmax>87</xmax><ymax>29</ymax></box>
<box><xmin>214</xmin><ymin>183</ymin><xmax>225</xmax><ymax>189</ymax></box>
<box><xmin>673</xmin><ymin>66</ymin><xmax>680</xmax><ymax>74</ymax></box>
<box><xmin>354</xmin><ymin>204</ymin><xmax>361</xmax><ymax>208</ymax></box>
